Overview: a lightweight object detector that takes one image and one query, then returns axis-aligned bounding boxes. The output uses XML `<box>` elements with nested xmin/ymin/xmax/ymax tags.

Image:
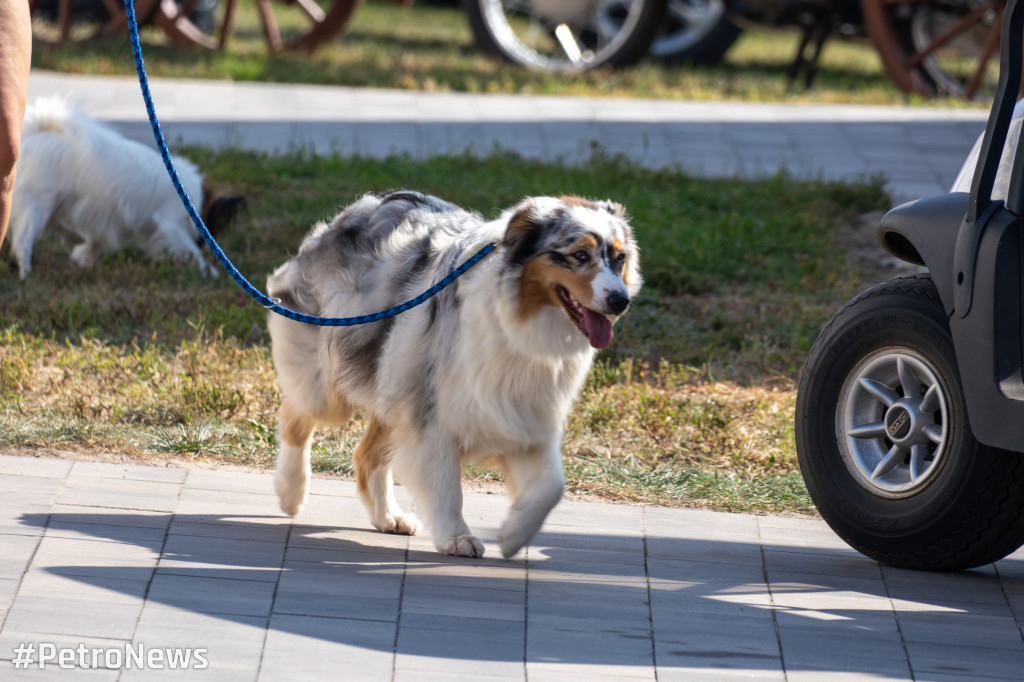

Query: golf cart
<box><xmin>795</xmin><ymin>0</ymin><xmax>1024</xmax><ymax>570</ymax></box>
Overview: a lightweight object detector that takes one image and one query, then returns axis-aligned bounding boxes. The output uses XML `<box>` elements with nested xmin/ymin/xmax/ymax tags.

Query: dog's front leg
<box><xmin>274</xmin><ymin>401</ymin><xmax>316</xmax><ymax>516</ymax></box>
<box><xmin>395</xmin><ymin>433</ymin><xmax>484</xmax><ymax>558</ymax></box>
<box><xmin>498</xmin><ymin>441</ymin><xmax>566</xmax><ymax>558</ymax></box>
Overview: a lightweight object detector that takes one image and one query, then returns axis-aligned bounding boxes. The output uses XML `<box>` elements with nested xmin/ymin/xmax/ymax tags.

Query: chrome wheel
<box><xmin>650</xmin><ymin>0</ymin><xmax>729</xmax><ymax>58</ymax></box>
<box><xmin>466</xmin><ymin>0</ymin><xmax>664</xmax><ymax>71</ymax></box>
<box><xmin>838</xmin><ymin>349</ymin><xmax>949</xmax><ymax>498</ymax></box>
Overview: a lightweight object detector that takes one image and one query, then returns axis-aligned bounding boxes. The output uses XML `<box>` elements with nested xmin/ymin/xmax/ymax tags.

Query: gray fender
<box><xmin>876</xmin><ymin>192</ymin><xmax>968</xmax><ymax>315</ymax></box>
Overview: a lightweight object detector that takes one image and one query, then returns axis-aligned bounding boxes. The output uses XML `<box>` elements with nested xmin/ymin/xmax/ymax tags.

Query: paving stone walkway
<box><xmin>2</xmin><ymin>454</ymin><xmax>1024</xmax><ymax>680</ymax></box>
<box><xmin>27</xmin><ymin>70</ymin><xmax>990</xmax><ymax>204</ymax></box>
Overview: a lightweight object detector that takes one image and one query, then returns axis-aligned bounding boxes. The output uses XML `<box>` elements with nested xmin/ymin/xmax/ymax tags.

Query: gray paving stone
<box><xmin>284</xmin><ymin>535</ymin><xmax>407</xmax><ymax>561</ymax></box>
<box><xmin>272</xmin><ymin>561</ymin><xmax>401</xmax><ymax>622</ymax></box>
<box><xmin>285</xmin><ymin>496</ymin><xmax>383</xmax><ymax>531</ymax></box>
<box><xmin>647</xmin><ymin>555</ymin><xmax>766</xmax><ymax>585</ymax></box>
<box><xmin>401</xmin><ymin>580</ymin><xmax>524</xmax><ymax>622</ymax></box>
<box><xmin>182</xmin><ymin>468</ymin><xmax>274</xmax><ymax>494</ymax></box>
<box><xmin>0</xmin><ymin>473</ymin><xmax>64</xmax><ymax>498</ymax></box>
<box><xmin>393</xmin><ymin>669</ymin><xmax>524</xmax><ymax>682</ymax></box>
<box><xmin>48</xmin><ymin>504</ymin><xmax>172</xmax><ymax>530</ymax></box>
<box><xmin>528</xmin><ymin>546</ymin><xmax>647</xmax><ymax>572</ymax></box>
<box><xmin>527</xmin><ymin>575</ymin><xmax>647</xmax><ymax>611</ymax></box>
<box><xmin>529</xmin><ymin>663</ymin><xmax>652</xmax><ymax>681</ymax></box>
<box><xmin>646</xmin><ymin>533</ymin><xmax>763</xmax><ymax>565</ymax></box>
<box><xmin>396</xmin><ymin>614</ymin><xmax>523</xmax><ymax>678</ymax></box>
<box><xmin>0</xmin><ymin>576</ymin><xmax>18</xmax><ymax>619</ymax></box>
<box><xmin>904</xmin><ymin>640</ymin><xmax>1024</xmax><ymax>679</ymax></box>
<box><xmin>2</xmin><ymin>587</ymin><xmax>146</xmax><ymax>640</ymax></box>
<box><xmin>883</xmin><ymin>565</ymin><xmax>1009</xmax><ymax>607</ymax></box>
<box><xmin>785</xmin><ymin>671</ymin><xmax>906</xmax><ymax>682</ymax></box>
<box><xmin>527</xmin><ymin>623</ymin><xmax>653</xmax><ymax>669</ymax></box>
<box><xmin>0</xmin><ymin>501</ymin><xmax>51</xmax><ymax>537</ymax></box>
<box><xmin>169</xmin><ymin>519</ymin><xmax>289</xmax><ymax>543</ymax></box>
<box><xmin>127</xmin><ymin>605</ymin><xmax>265</xmax><ymax>681</ymax></box>
<box><xmin>56</xmin><ymin>477</ymin><xmax>181</xmax><ymax>513</ymax></box>
<box><xmin>69</xmin><ymin>461</ymin><xmax>187</xmax><ymax>484</ymax></box>
<box><xmin>0</xmin><ymin>534</ymin><xmax>41</xmax><ymax>580</ymax></box>
<box><xmin>157</xmin><ymin>533</ymin><xmax>284</xmax><ymax>582</ymax></box>
<box><xmin>776</xmin><ymin>621</ymin><xmax>909</xmax><ymax>676</ymax></box>
<box><xmin>0</xmin><ymin>456</ymin><xmax>72</xmax><ymax>478</ymax></box>
<box><xmin>761</xmin><ymin>548</ymin><xmax>881</xmax><ymax>580</ymax></box>
<box><xmin>653</xmin><ymin>609</ymin><xmax>779</xmax><ymax>661</ymax></box>
<box><xmin>658</xmin><ymin>667</ymin><xmax>784</xmax><ymax>682</ymax></box>
<box><xmin>146</xmin><ymin>573</ymin><xmax>276</xmax><ymax>617</ymax></box>
<box><xmin>303</xmin><ymin>476</ymin><xmax>361</xmax><ymax>497</ymax></box>
<box><xmin>402</xmin><ymin>554</ymin><xmax>525</xmax><ymax>585</ymax></box>
<box><xmin>173</xmin><ymin>487</ymin><xmax>290</xmax><ymax>526</ymax></box>
<box><xmin>43</xmin><ymin>519</ymin><xmax>167</xmax><ymax>545</ymax></box>
<box><xmin>28</xmin><ymin>535</ymin><xmax>161</xmax><ymax>582</ymax></box>
<box><xmin>528</xmin><ymin>526</ymin><xmax>643</xmax><ymax>554</ymax></box>
<box><xmin>260</xmin><ymin>613</ymin><xmax>394</xmax><ymax>681</ymax></box>
<box><xmin>897</xmin><ymin>610</ymin><xmax>1024</xmax><ymax>650</ymax></box>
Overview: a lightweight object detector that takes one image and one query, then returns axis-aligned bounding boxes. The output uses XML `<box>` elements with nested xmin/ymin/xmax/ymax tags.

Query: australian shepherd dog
<box><xmin>8</xmin><ymin>96</ymin><xmax>242</xmax><ymax>279</ymax></box>
<box><xmin>267</xmin><ymin>191</ymin><xmax>641</xmax><ymax>558</ymax></box>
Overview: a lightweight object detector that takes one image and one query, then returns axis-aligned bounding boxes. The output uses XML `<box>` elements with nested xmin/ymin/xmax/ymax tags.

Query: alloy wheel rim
<box><xmin>837</xmin><ymin>349</ymin><xmax>950</xmax><ymax>498</ymax></box>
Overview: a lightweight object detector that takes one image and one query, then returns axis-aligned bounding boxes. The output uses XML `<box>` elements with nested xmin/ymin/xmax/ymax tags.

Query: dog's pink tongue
<box><xmin>583</xmin><ymin>309</ymin><xmax>613</xmax><ymax>349</ymax></box>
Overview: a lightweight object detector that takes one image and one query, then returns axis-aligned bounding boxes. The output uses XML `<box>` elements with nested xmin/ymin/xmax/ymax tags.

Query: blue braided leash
<box><xmin>122</xmin><ymin>1</ymin><xmax>496</xmax><ymax>326</ymax></box>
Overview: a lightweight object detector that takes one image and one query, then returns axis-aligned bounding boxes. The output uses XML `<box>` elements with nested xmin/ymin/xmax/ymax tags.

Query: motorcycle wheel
<box><xmin>861</xmin><ymin>0</ymin><xmax>1003</xmax><ymax>100</ymax></box>
<box><xmin>30</xmin><ymin>0</ymin><xmax>161</xmax><ymax>45</ymax></box>
<box><xmin>649</xmin><ymin>0</ymin><xmax>741</xmax><ymax>65</ymax></box>
<box><xmin>463</xmin><ymin>0</ymin><xmax>667</xmax><ymax>71</ymax></box>
<box><xmin>796</xmin><ymin>275</ymin><xmax>1024</xmax><ymax>570</ymax></box>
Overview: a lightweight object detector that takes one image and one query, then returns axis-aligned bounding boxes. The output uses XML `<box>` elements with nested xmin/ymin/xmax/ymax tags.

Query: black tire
<box><xmin>649</xmin><ymin>0</ymin><xmax>741</xmax><ymax>65</ymax></box>
<box><xmin>796</xmin><ymin>274</ymin><xmax>1024</xmax><ymax>570</ymax></box>
<box><xmin>463</xmin><ymin>0</ymin><xmax>666</xmax><ymax>71</ymax></box>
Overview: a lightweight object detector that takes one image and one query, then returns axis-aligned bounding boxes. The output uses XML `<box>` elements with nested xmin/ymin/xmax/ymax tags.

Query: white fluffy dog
<box><xmin>267</xmin><ymin>191</ymin><xmax>641</xmax><ymax>558</ymax></box>
<box><xmin>8</xmin><ymin>96</ymin><xmax>242</xmax><ymax>279</ymax></box>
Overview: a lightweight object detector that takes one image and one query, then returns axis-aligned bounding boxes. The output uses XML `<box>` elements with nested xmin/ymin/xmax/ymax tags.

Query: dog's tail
<box><xmin>21</xmin><ymin>95</ymin><xmax>73</xmax><ymax>138</ymax></box>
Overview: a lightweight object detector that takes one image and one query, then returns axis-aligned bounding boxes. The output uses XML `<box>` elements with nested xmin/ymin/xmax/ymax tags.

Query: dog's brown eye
<box><xmin>614</xmin><ymin>252</ymin><xmax>626</xmax><ymax>264</ymax></box>
<box><xmin>572</xmin><ymin>251</ymin><xmax>590</xmax><ymax>264</ymax></box>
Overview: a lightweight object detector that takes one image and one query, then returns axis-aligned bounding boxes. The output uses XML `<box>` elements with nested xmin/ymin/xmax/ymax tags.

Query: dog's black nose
<box><xmin>607</xmin><ymin>291</ymin><xmax>630</xmax><ymax>315</ymax></box>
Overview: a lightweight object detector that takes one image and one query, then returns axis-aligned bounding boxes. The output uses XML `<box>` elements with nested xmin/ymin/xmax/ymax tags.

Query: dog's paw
<box><xmin>499</xmin><ymin>501</ymin><xmax>553</xmax><ymax>558</ymax></box>
<box><xmin>374</xmin><ymin>513</ymin><xmax>422</xmax><ymax>536</ymax></box>
<box><xmin>274</xmin><ymin>472</ymin><xmax>307</xmax><ymax>517</ymax></box>
<box><xmin>498</xmin><ymin>522</ymin><xmax>532</xmax><ymax>559</ymax></box>
<box><xmin>436</xmin><ymin>534</ymin><xmax>485</xmax><ymax>558</ymax></box>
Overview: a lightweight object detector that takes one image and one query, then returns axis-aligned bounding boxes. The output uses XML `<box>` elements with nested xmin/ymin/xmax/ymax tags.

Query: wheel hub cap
<box><xmin>885</xmin><ymin>405</ymin><xmax>913</xmax><ymax>442</ymax></box>
<box><xmin>837</xmin><ymin>350</ymin><xmax>950</xmax><ymax>498</ymax></box>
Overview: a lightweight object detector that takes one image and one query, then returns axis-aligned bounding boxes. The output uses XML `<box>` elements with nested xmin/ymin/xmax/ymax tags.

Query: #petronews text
<box><xmin>12</xmin><ymin>642</ymin><xmax>209</xmax><ymax>670</ymax></box>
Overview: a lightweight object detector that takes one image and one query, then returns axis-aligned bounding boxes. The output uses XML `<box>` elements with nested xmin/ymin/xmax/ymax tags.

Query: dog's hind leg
<box><xmin>354</xmin><ymin>417</ymin><xmax>422</xmax><ymax>535</ymax></box>
<box><xmin>8</xmin><ymin>195</ymin><xmax>48</xmax><ymax>279</ymax></box>
<box><xmin>274</xmin><ymin>400</ymin><xmax>317</xmax><ymax>516</ymax></box>
<box><xmin>497</xmin><ymin>442</ymin><xmax>566</xmax><ymax>559</ymax></box>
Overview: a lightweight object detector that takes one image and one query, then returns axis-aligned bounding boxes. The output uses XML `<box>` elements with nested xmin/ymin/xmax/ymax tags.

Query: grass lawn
<box><xmin>0</xmin><ymin>147</ymin><xmax>890</xmax><ymax>515</ymax></box>
<box><xmin>31</xmin><ymin>1</ymin><xmax>988</xmax><ymax>106</ymax></box>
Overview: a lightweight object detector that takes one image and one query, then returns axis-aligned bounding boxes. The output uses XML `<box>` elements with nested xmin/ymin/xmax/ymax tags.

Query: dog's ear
<box><xmin>202</xmin><ymin>194</ymin><xmax>246</xmax><ymax>240</ymax></box>
<box><xmin>598</xmin><ymin>200</ymin><xmax>627</xmax><ymax>218</ymax></box>
<box><xmin>503</xmin><ymin>199</ymin><xmax>543</xmax><ymax>269</ymax></box>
